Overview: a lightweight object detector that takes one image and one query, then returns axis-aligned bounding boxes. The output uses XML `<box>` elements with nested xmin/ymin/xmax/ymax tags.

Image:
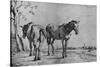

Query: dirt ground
<box><xmin>11</xmin><ymin>49</ymin><xmax>96</xmax><ymax>67</ymax></box>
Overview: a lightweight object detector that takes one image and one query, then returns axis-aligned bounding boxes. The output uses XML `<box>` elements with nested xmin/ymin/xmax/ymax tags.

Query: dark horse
<box><xmin>20</xmin><ymin>22</ymin><xmax>43</xmax><ymax>61</ymax></box>
<box><xmin>45</xmin><ymin>20</ymin><xmax>80</xmax><ymax>58</ymax></box>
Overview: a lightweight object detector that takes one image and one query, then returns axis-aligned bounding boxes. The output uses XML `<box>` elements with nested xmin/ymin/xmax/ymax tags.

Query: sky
<box><xmin>11</xmin><ymin>1</ymin><xmax>96</xmax><ymax>48</ymax></box>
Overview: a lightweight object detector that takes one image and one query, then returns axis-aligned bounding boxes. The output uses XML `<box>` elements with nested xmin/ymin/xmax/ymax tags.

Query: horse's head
<box><xmin>70</xmin><ymin>20</ymin><xmax>80</xmax><ymax>35</ymax></box>
<box><xmin>64</xmin><ymin>20</ymin><xmax>80</xmax><ymax>35</ymax></box>
<box><xmin>20</xmin><ymin>22</ymin><xmax>32</xmax><ymax>38</ymax></box>
<box><xmin>46</xmin><ymin>24</ymin><xmax>52</xmax><ymax>32</ymax></box>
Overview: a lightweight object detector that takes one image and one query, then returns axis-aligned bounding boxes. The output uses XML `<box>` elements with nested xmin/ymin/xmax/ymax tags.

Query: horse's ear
<box><xmin>28</xmin><ymin>22</ymin><xmax>32</xmax><ymax>25</ymax></box>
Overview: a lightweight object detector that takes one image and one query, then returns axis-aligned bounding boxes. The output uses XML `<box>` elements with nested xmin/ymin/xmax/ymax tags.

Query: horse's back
<box><xmin>33</xmin><ymin>26</ymin><xmax>40</xmax><ymax>39</ymax></box>
<box><xmin>46</xmin><ymin>24</ymin><xmax>69</xmax><ymax>39</ymax></box>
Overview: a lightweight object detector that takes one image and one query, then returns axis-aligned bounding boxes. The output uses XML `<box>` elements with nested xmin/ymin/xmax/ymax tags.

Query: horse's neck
<box><xmin>64</xmin><ymin>24</ymin><xmax>73</xmax><ymax>35</ymax></box>
<box><xmin>27</xmin><ymin>24</ymin><xmax>33</xmax><ymax>33</ymax></box>
<box><xmin>27</xmin><ymin>25</ymin><xmax>40</xmax><ymax>40</ymax></box>
<box><xmin>26</xmin><ymin>24</ymin><xmax>34</xmax><ymax>39</ymax></box>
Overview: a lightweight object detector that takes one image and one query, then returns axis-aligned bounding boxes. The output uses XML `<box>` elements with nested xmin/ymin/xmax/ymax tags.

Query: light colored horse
<box><xmin>20</xmin><ymin>22</ymin><xmax>43</xmax><ymax>61</ymax></box>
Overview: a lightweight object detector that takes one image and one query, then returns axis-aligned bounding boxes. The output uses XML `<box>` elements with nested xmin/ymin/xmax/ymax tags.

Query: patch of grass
<box><xmin>81</xmin><ymin>46</ymin><xmax>96</xmax><ymax>52</ymax></box>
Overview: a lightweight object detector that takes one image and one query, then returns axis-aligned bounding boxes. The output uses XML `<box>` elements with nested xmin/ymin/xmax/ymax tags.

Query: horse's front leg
<box><xmin>65</xmin><ymin>39</ymin><xmax>68</xmax><ymax>57</ymax></box>
<box><xmin>62</xmin><ymin>39</ymin><xmax>65</xmax><ymax>58</ymax></box>
<box><xmin>51</xmin><ymin>39</ymin><xmax>55</xmax><ymax>55</ymax></box>
<box><xmin>47</xmin><ymin>38</ymin><xmax>50</xmax><ymax>56</ymax></box>
<box><xmin>29</xmin><ymin>41</ymin><xmax>32</xmax><ymax>56</ymax></box>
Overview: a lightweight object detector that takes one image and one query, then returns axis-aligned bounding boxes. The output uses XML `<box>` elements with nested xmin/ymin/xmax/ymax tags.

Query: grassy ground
<box><xmin>11</xmin><ymin>49</ymin><xmax>96</xmax><ymax>67</ymax></box>
<box><xmin>10</xmin><ymin>38</ymin><xmax>96</xmax><ymax>67</ymax></box>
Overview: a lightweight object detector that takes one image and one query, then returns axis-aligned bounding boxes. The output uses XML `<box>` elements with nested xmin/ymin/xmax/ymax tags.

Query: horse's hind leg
<box><xmin>47</xmin><ymin>44</ymin><xmax>50</xmax><ymax>56</ymax></box>
<box><xmin>47</xmin><ymin>38</ymin><xmax>50</xmax><ymax>56</ymax></box>
<box><xmin>37</xmin><ymin>42</ymin><xmax>41</xmax><ymax>60</ymax></box>
<box><xmin>34</xmin><ymin>48</ymin><xmax>37</xmax><ymax>61</ymax></box>
<box><xmin>34</xmin><ymin>48</ymin><xmax>40</xmax><ymax>61</ymax></box>
<box><xmin>37</xmin><ymin>48</ymin><xmax>40</xmax><ymax>60</ymax></box>
<box><xmin>33</xmin><ymin>41</ymin><xmax>40</xmax><ymax>61</ymax></box>
<box><xmin>33</xmin><ymin>45</ymin><xmax>38</xmax><ymax>61</ymax></box>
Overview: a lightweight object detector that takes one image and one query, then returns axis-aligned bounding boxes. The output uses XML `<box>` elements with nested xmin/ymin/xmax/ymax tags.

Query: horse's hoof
<box><xmin>29</xmin><ymin>54</ymin><xmax>32</xmax><ymax>56</ymax></box>
<box><xmin>47</xmin><ymin>55</ymin><xmax>50</xmax><ymax>56</ymax></box>
<box><xmin>33</xmin><ymin>58</ymin><xmax>37</xmax><ymax>61</ymax></box>
<box><xmin>52</xmin><ymin>54</ymin><xmax>54</xmax><ymax>56</ymax></box>
<box><xmin>62</xmin><ymin>55</ymin><xmax>65</xmax><ymax>58</ymax></box>
<box><xmin>47</xmin><ymin>54</ymin><xmax>50</xmax><ymax>56</ymax></box>
<box><xmin>37</xmin><ymin>57</ymin><xmax>41</xmax><ymax>60</ymax></box>
<box><xmin>65</xmin><ymin>55</ymin><xmax>67</xmax><ymax>57</ymax></box>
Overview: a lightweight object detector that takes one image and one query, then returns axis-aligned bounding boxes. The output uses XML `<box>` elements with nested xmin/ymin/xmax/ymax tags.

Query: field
<box><xmin>11</xmin><ymin>39</ymin><xmax>96</xmax><ymax>67</ymax></box>
<box><xmin>10</xmin><ymin>1</ymin><xmax>97</xmax><ymax>67</ymax></box>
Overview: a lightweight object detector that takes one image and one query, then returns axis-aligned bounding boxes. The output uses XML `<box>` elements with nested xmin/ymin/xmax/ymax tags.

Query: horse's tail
<box><xmin>39</xmin><ymin>29</ymin><xmax>45</xmax><ymax>43</ymax></box>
